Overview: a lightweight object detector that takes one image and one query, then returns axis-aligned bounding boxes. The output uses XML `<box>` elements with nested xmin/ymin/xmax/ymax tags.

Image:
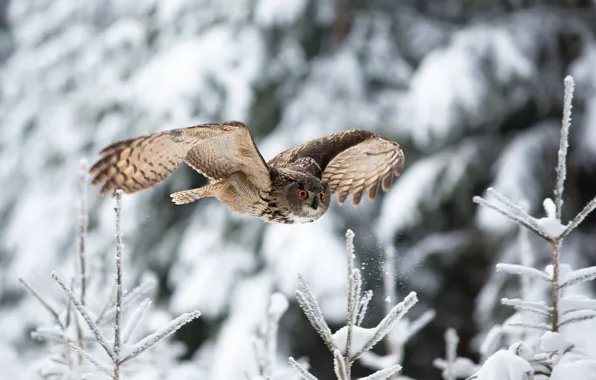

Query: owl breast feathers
<box><xmin>89</xmin><ymin>121</ymin><xmax>404</xmax><ymax>224</ymax></box>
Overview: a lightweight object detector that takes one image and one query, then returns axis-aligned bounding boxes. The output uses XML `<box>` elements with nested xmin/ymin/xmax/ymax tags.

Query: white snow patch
<box><xmin>332</xmin><ymin>325</ymin><xmax>375</xmax><ymax>354</ymax></box>
<box><xmin>255</xmin><ymin>0</ymin><xmax>308</xmax><ymax>26</ymax></box>
<box><xmin>473</xmin><ymin>350</ymin><xmax>532</xmax><ymax>380</ymax></box>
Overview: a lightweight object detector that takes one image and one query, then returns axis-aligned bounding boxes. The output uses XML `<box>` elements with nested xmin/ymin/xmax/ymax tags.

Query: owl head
<box><xmin>274</xmin><ymin>171</ymin><xmax>331</xmax><ymax>222</ymax></box>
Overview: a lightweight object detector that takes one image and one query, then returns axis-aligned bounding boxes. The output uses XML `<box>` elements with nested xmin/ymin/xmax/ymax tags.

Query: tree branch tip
<box><xmin>564</xmin><ymin>75</ymin><xmax>575</xmax><ymax>87</ymax></box>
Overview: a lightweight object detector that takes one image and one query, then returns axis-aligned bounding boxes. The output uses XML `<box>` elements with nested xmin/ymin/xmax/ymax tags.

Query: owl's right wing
<box><xmin>269</xmin><ymin>130</ymin><xmax>404</xmax><ymax>206</ymax></box>
<box><xmin>90</xmin><ymin>121</ymin><xmax>271</xmax><ymax>195</ymax></box>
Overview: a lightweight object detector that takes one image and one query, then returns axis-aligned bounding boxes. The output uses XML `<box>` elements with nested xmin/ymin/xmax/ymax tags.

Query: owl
<box><xmin>89</xmin><ymin>121</ymin><xmax>404</xmax><ymax>224</ymax></box>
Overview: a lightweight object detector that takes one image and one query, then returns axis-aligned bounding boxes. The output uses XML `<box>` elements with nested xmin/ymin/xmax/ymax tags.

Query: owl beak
<box><xmin>311</xmin><ymin>196</ymin><xmax>319</xmax><ymax>210</ymax></box>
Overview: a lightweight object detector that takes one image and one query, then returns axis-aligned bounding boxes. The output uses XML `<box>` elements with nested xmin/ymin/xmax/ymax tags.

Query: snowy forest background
<box><xmin>2</xmin><ymin>0</ymin><xmax>596</xmax><ymax>379</ymax></box>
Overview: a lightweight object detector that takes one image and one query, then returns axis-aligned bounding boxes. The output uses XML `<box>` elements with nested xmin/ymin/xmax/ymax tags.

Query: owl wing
<box><xmin>90</xmin><ymin>121</ymin><xmax>271</xmax><ymax>195</ymax></box>
<box><xmin>268</xmin><ymin>130</ymin><xmax>404</xmax><ymax>205</ymax></box>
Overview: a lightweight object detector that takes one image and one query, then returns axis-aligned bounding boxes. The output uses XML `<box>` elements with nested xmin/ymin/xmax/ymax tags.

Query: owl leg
<box><xmin>170</xmin><ymin>182</ymin><xmax>227</xmax><ymax>205</ymax></box>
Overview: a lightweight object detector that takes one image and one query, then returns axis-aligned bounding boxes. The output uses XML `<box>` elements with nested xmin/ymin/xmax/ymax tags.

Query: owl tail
<box><xmin>170</xmin><ymin>183</ymin><xmax>224</xmax><ymax>205</ymax></box>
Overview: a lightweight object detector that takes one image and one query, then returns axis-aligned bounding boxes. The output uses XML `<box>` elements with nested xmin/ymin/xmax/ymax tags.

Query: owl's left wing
<box><xmin>268</xmin><ymin>130</ymin><xmax>404</xmax><ymax>205</ymax></box>
<box><xmin>89</xmin><ymin>121</ymin><xmax>271</xmax><ymax>196</ymax></box>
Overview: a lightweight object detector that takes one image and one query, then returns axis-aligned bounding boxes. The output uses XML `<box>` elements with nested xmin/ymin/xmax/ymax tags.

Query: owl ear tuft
<box><xmin>269</xmin><ymin>166</ymin><xmax>279</xmax><ymax>181</ymax></box>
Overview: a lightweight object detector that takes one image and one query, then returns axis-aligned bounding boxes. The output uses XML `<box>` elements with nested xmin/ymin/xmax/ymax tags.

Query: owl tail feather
<box><xmin>171</xmin><ymin>183</ymin><xmax>223</xmax><ymax>205</ymax></box>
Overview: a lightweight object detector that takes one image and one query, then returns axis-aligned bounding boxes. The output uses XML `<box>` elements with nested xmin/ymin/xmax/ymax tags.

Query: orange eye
<box><xmin>297</xmin><ymin>189</ymin><xmax>309</xmax><ymax>199</ymax></box>
<box><xmin>320</xmin><ymin>191</ymin><xmax>326</xmax><ymax>200</ymax></box>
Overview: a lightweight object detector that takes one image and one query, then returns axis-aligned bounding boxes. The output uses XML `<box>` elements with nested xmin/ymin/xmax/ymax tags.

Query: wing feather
<box><xmin>268</xmin><ymin>129</ymin><xmax>404</xmax><ymax>206</ymax></box>
<box><xmin>321</xmin><ymin>135</ymin><xmax>404</xmax><ymax>206</ymax></box>
<box><xmin>90</xmin><ymin>121</ymin><xmax>270</xmax><ymax>195</ymax></box>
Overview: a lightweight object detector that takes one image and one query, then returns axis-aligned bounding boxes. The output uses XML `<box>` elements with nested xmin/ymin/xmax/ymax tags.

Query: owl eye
<box><xmin>320</xmin><ymin>191</ymin><xmax>326</xmax><ymax>200</ymax></box>
<box><xmin>297</xmin><ymin>189</ymin><xmax>309</xmax><ymax>199</ymax></box>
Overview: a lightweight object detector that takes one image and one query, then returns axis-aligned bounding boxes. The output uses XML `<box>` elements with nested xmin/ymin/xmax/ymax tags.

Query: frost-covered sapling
<box><xmin>20</xmin><ymin>164</ymin><xmax>201</xmax><ymax>379</ymax></box>
<box><xmin>291</xmin><ymin>230</ymin><xmax>418</xmax><ymax>380</ymax></box>
<box><xmin>469</xmin><ymin>76</ymin><xmax>596</xmax><ymax>378</ymax></box>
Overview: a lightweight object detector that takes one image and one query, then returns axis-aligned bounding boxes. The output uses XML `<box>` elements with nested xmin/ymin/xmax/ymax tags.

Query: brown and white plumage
<box><xmin>90</xmin><ymin>121</ymin><xmax>404</xmax><ymax>223</ymax></box>
<box><xmin>268</xmin><ymin>130</ymin><xmax>404</xmax><ymax>206</ymax></box>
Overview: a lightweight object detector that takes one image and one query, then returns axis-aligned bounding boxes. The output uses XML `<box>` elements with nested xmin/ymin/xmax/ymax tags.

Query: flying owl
<box><xmin>89</xmin><ymin>121</ymin><xmax>404</xmax><ymax>224</ymax></box>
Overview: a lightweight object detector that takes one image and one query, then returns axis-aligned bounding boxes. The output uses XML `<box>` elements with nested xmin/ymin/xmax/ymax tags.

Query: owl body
<box><xmin>200</xmin><ymin>163</ymin><xmax>329</xmax><ymax>224</ymax></box>
<box><xmin>90</xmin><ymin>121</ymin><xmax>404</xmax><ymax>224</ymax></box>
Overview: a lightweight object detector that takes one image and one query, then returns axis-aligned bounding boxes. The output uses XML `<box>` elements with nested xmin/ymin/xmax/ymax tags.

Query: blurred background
<box><xmin>2</xmin><ymin>0</ymin><xmax>596</xmax><ymax>379</ymax></box>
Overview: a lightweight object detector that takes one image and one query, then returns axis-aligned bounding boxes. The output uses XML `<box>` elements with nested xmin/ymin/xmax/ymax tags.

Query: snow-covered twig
<box><xmin>51</xmin><ymin>271</ymin><xmax>114</xmax><ymax>360</ymax></box>
<box><xmin>295</xmin><ymin>275</ymin><xmax>334</xmax><ymax>350</ymax></box>
<box><xmin>77</xmin><ymin>158</ymin><xmax>89</xmax><ymax>306</ymax></box>
<box><xmin>121</xmin><ymin>310</ymin><xmax>201</xmax><ymax>363</ymax></box>
<box><xmin>495</xmin><ymin>264</ymin><xmax>550</xmax><ymax>282</ymax></box>
<box><xmin>357</xmin><ymin>292</ymin><xmax>418</xmax><ymax>359</ymax></box>
<box><xmin>505</xmin><ymin>322</ymin><xmax>551</xmax><ymax>331</ymax></box>
<box><xmin>289</xmin><ymin>357</ymin><xmax>318</xmax><ymax>380</ymax></box>
<box><xmin>433</xmin><ymin>328</ymin><xmax>479</xmax><ymax>379</ymax></box>
<box><xmin>561</xmin><ymin>196</ymin><xmax>596</xmax><ymax>238</ymax></box>
<box><xmin>122</xmin><ymin>299</ymin><xmax>152</xmax><ymax>344</ymax></box>
<box><xmin>19</xmin><ymin>278</ymin><xmax>63</xmax><ymax>328</ymax></box>
<box><xmin>68</xmin><ymin>343</ymin><xmax>112</xmax><ymax>377</ymax></box>
<box><xmin>473</xmin><ymin>187</ymin><xmax>553</xmax><ymax>239</ymax></box>
<box><xmin>345</xmin><ymin>230</ymin><xmax>357</xmax><ymax>359</ymax></box>
<box><xmin>559</xmin><ymin>266</ymin><xmax>596</xmax><ymax>289</ymax></box>
<box><xmin>444</xmin><ymin>328</ymin><xmax>458</xmax><ymax>380</ymax></box>
<box><xmin>113</xmin><ymin>190</ymin><xmax>123</xmax><ymax>379</ymax></box>
<box><xmin>358</xmin><ymin>365</ymin><xmax>403</xmax><ymax>380</ymax></box>
<box><xmin>98</xmin><ymin>280</ymin><xmax>156</xmax><ymax>325</ymax></box>
<box><xmin>501</xmin><ymin>298</ymin><xmax>551</xmax><ymax>316</ymax></box>
<box><xmin>334</xmin><ymin>349</ymin><xmax>349</xmax><ymax>380</ymax></box>
<box><xmin>557</xmin><ymin>310</ymin><xmax>596</xmax><ymax>328</ymax></box>
<box><xmin>356</xmin><ymin>290</ymin><xmax>373</xmax><ymax>327</ymax></box>
<box><xmin>554</xmin><ymin>76</ymin><xmax>574</xmax><ymax>219</ymax></box>
<box><xmin>254</xmin><ymin>292</ymin><xmax>289</xmax><ymax>378</ymax></box>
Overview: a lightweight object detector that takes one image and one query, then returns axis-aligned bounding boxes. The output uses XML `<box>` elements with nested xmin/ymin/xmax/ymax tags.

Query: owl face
<box><xmin>279</xmin><ymin>175</ymin><xmax>331</xmax><ymax>222</ymax></box>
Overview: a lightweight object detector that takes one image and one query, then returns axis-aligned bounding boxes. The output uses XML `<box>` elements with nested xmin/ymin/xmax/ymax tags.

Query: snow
<box><xmin>400</xmin><ymin>25</ymin><xmax>533</xmax><ymax>148</ymax></box>
<box><xmin>551</xmin><ymin>350</ymin><xmax>596</xmax><ymax>380</ymax></box>
<box><xmin>255</xmin><ymin>0</ymin><xmax>308</xmax><ymax>26</ymax></box>
<box><xmin>331</xmin><ymin>325</ymin><xmax>376</xmax><ymax>355</ymax></box>
<box><xmin>269</xmin><ymin>292</ymin><xmax>289</xmax><ymax>316</ymax></box>
<box><xmin>433</xmin><ymin>357</ymin><xmax>479</xmax><ymax>379</ymax></box>
<box><xmin>560</xmin><ymin>266</ymin><xmax>596</xmax><ymax>289</ymax></box>
<box><xmin>540</xmin><ymin>332</ymin><xmax>569</xmax><ymax>354</ymax></box>
<box><xmin>560</xmin><ymin>294</ymin><xmax>596</xmax><ymax>312</ymax></box>
<box><xmin>472</xmin><ymin>350</ymin><xmax>532</xmax><ymax>380</ymax></box>
<box><xmin>533</xmin><ymin>198</ymin><xmax>567</xmax><ymax>239</ymax></box>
